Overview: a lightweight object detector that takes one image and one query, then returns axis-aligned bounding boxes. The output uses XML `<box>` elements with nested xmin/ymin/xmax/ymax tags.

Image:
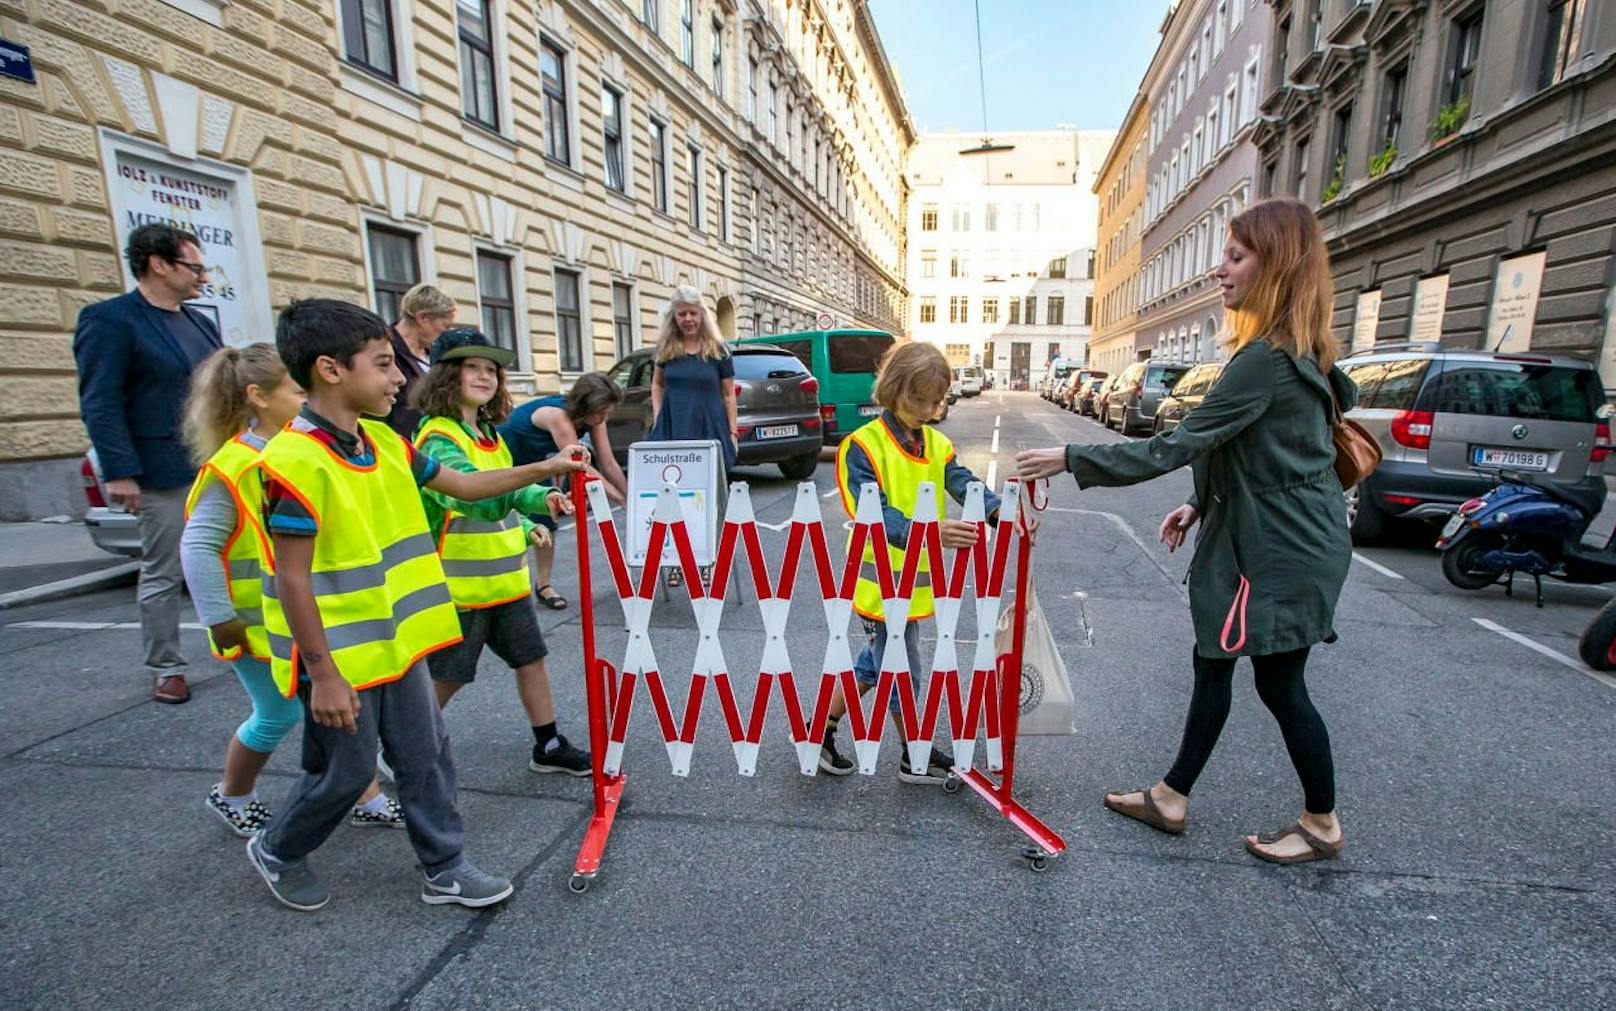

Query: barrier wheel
<box><xmin>1026</xmin><ymin>855</ymin><xmax>1049</xmax><ymax>873</ymax></box>
<box><xmin>942</xmin><ymin>774</ymin><xmax>961</xmax><ymax>795</ymax></box>
<box><xmin>568</xmin><ymin>873</ymin><xmax>593</xmax><ymax>894</ymax></box>
<box><xmin>1021</xmin><ymin>845</ymin><xmax>1052</xmax><ymax>872</ymax></box>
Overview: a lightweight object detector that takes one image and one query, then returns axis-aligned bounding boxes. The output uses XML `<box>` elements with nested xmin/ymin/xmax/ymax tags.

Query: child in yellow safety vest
<box><xmin>409</xmin><ymin>327</ymin><xmax>590</xmax><ymax>776</ymax></box>
<box><xmin>179</xmin><ymin>344</ymin><xmax>401</xmax><ymax>837</ymax></box>
<box><xmin>826</xmin><ymin>342</ymin><xmax>1001</xmax><ymax>782</ymax></box>
<box><xmin>244</xmin><ymin>300</ymin><xmax>586</xmax><ymax>913</ymax></box>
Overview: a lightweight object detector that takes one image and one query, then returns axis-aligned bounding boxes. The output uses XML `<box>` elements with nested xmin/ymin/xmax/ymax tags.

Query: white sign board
<box><xmin>1410</xmin><ymin>274</ymin><xmax>1450</xmax><ymax>342</ymax></box>
<box><xmin>627</xmin><ymin>440</ymin><xmax>721</xmax><ymax>566</ymax></box>
<box><xmin>1351</xmin><ymin>290</ymin><xmax>1382</xmax><ymax>353</ymax></box>
<box><xmin>101</xmin><ymin>132</ymin><xmax>272</xmax><ymax>347</ymax></box>
<box><xmin>1486</xmin><ymin>251</ymin><xmax>1548</xmax><ymax>353</ymax></box>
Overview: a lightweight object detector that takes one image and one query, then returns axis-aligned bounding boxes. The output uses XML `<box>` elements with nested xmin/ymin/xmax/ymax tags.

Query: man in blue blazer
<box><xmin>74</xmin><ymin>223</ymin><xmax>222</xmax><ymax>703</ymax></box>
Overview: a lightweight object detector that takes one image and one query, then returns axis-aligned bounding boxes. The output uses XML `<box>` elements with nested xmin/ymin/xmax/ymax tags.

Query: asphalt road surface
<box><xmin>4</xmin><ymin>391</ymin><xmax>1612</xmax><ymax>1010</ymax></box>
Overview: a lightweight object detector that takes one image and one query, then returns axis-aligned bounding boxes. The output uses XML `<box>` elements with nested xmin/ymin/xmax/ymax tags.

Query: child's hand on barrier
<box><xmin>546</xmin><ymin>489</ymin><xmax>574</xmax><ymax>517</ymax></box>
<box><xmin>540</xmin><ymin>446</ymin><xmax>591</xmax><ymax>478</ymax></box>
<box><xmin>940</xmin><ymin>519</ymin><xmax>979</xmax><ymax>549</ymax></box>
<box><xmin>529</xmin><ymin>524</ymin><xmax>553</xmax><ymax>548</ymax></box>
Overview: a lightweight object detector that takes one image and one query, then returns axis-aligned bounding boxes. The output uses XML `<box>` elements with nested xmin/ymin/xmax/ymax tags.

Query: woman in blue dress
<box><xmin>647</xmin><ymin>286</ymin><xmax>737</xmax><ymax>586</ymax></box>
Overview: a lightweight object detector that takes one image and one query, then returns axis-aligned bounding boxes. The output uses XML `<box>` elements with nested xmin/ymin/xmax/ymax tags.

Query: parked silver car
<box><xmin>80</xmin><ymin>449</ymin><xmax>141</xmax><ymax>557</ymax></box>
<box><xmin>1338</xmin><ymin>342</ymin><xmax>1609</xmax><ymax>542</ymax></box>
<box><xmin>1100</xmin><ymin>359</ymin><xmax>1191</xmax><ymax>436</ymax></box>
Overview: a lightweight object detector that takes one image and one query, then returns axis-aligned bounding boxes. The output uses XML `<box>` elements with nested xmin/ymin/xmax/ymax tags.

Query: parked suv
<box><xmin>602</xmin><ymin>344</ymin><xmax>824</xmax><ymax>479</ymax></box>
<box><xmin>1101</xmin><ymin>360</ymin><xmax>1191</xmax><ymax>435</ymax></box>
<box><xmin>1338</xmin><ymin>343</ymin><xmax>1610</xmax><ymax>542</ymax></box>
<box><xmin>1153</xmin><ymin>360</ymin><xmax>1224</xmax><ymax>434</ymax></box>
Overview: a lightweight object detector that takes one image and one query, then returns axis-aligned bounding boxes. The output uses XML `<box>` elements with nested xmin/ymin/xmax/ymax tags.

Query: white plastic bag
<box><xmin>994</xmin><ymin>584</ymin><xmax>1077</xmax><ymax>736</ymax></box>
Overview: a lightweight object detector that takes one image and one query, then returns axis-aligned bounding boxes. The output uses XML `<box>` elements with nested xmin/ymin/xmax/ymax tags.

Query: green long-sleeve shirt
<box><xmin>415</xmin><ymin>417</ymin><xmax>557</xmax><ymax>540</ymax></box>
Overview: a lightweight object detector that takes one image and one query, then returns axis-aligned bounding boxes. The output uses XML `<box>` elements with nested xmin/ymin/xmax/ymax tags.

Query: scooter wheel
<box><xmin>1441</xmin><ymin>537</ymin><xmax>1503</xmax><ymax>591</ymax></box>
<box><xmin>1577</xmin><ymin>597</ymin><xmax>1616</xmax><ymax>671</ymax></box>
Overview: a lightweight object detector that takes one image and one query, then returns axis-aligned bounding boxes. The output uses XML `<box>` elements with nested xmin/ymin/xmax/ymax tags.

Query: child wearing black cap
<box><xmin>410</xmin><ymin>327</ymin><xmax>592</xmax><ymax>775</ymax></box>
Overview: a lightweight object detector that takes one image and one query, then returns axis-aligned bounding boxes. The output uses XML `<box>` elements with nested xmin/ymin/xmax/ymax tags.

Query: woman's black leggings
<box><xmin>1162</xmin><ymin>646</ymin><xmax>1336</xmax><ymax>814</ymax></box>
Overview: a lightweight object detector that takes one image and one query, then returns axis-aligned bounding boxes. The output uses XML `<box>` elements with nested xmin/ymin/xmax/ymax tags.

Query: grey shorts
<box><xmin>427</xmin><ymin>595</ymin><xmax>549</xmax><ymax>684</ymax></box>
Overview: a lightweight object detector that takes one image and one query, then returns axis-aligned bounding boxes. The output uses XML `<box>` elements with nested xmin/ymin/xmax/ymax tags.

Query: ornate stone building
<box><xmin>1254</xmin><ymin>0</ymin><xmax>1616</xmax><ymax>373</ymax></box>
<box><xmin>0</xmin><ymin>0</ymin><xmax>911</xmax><ymax>518</ymax></box>
<box><xmin>1090</xmin><ymin>93</ymin><xmax>1150</xmax><ymax>378</ymax></box>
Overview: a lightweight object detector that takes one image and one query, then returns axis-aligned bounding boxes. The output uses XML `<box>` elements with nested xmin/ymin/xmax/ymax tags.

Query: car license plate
<box><xmin>858</xmin><ymin>405</ymin><xmax>881</xmax><ymax>417</ymax></box>
<box><xmin>1472</xmin><ymin>447</ymin><xmax>1549</xmax><ymax>470</ymax></box>
<box><xmin>1440</xmin><ymin>513</ymin><xmax>1465</xmax><ymax>540</ymax></box>
<box><xmin>757</xmin><ymin>424</ymin><xmax>799</xmax><ymax>440</ymax></box>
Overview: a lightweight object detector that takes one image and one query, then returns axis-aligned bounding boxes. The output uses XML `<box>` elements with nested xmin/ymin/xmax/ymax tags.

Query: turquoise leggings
<box><xmin>232</xmin><ymin>656</ymin><xmax>302</xmax><ymax>753</ymax></box>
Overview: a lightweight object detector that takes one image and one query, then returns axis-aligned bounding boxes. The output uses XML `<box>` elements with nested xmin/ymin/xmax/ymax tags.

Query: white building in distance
<box><xmin>904</xmin><ymin>129</ymin><xmax>1115</xmax><ymax>388</ymax></box>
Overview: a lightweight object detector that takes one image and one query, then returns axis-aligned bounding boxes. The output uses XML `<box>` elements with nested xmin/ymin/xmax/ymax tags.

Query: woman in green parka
<box><xmin>1017</xmin><ymin>198</ymin><xmax>1354</xmax><ymax>865</ymax></box>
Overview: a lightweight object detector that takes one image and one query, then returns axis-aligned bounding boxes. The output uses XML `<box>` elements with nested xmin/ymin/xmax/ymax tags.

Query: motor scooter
<box><xmin>1435</xmin><ymin>469</ymin><xmax>1615</xmax><ymax>607</ymax></box>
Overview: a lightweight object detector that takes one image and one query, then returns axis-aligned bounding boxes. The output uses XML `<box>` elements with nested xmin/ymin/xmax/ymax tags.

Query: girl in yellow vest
<box><xmin>826</xmin><ymin>342</ymin><xmax>1001</xmax><ymax>782</ymax></box>
<box><xmin>179</xmin><ymin>345</ymin><xmax>400</xmax><ymax>837</ymax></box>
<box><xmin>409</xmin><ymin>328</ymin><xmax>590</xmax><ymax>775</ymax></box>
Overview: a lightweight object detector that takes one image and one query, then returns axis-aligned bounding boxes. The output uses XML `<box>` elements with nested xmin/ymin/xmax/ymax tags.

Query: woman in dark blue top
<box><xmin>647</xmin><ymin>286</ymin><xmax>738</xmax><ymax>471</ymax></box>
<box><xmin>500</xmin><ymin>374</ymin><xmax>626</xmax><ymax>608</ymax></box>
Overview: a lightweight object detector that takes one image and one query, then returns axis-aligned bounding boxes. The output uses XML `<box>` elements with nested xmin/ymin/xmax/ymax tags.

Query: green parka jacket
<box><xmin>1066</xmin><ymin>339</ymin><xmax>1357</xmax><ymax>658</ymax></box>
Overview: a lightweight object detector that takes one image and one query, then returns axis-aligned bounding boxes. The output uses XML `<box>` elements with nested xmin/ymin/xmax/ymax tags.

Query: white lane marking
<box><xmin>1472</xmin><ymin>618</ymin><xmax>1616</xmax><ymax>690</ymax></box>
<box><xmin>7</xmin><ymin>621</ymin><xmax>205</xmax><ymax>631</ymax></box>
<box><xmin>755</xmin><ymin>520</ymin><xmax>791</xmax><ymax>532</ymax></box>
<box><xmin>822</xmin><ymin>488</ymin><xmax>840</xmax><ymax>498</ymax></box>
<box><xmin>1351</xmin><ymin>552</ymin><xmax>1406</xmax><ymax>580</ymax></box>
<box><xmin>985</xmin><ymin>458</ymin><xmax>998</xmax><ymax>490</ymax></box>
<box><xmin>990</xmin><ymin>429</ymin><xmax>1000</xmax><ymax>455</ymax></box>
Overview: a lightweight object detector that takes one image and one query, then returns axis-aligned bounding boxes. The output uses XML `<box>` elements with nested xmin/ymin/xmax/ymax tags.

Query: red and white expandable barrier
<box><xmin>567</xmin><ymin>471</ymin><xmax>1064</xmax><ymax>892</ymax></box>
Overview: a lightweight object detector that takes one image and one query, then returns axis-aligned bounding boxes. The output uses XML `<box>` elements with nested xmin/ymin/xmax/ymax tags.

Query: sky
<box><xmin>867</xmin><ymin>0</ymin><xmax>1169</xmax><ymax>135</ymax></box>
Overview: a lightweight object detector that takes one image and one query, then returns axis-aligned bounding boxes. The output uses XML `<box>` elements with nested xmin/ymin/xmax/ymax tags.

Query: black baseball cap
<box><xmin>430</xmin><ymin>327</ymin><xmax>517</xmax><ymax>368</ymax></box>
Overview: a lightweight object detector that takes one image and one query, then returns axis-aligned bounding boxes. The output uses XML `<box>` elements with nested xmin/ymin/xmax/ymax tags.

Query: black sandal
<box><xmin>536</xmin><ymin>584</ymin><xmax>568</xmax><ymax>610</ymax></box>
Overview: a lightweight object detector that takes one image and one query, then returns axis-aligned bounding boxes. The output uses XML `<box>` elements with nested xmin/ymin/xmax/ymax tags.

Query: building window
<box><xmin>554</xmin><ymin>268</ymin><xmax>583</xmax><ymax>372</ymax></box>
<box><xmin>1047</xmin><ymin>296</ymin><xmax>1065</xmax><ymax>326</ymax></box>
<box><xmin>1380</xmin><ymin>64</ymin><xmax>1407</xmax><ymax>152</ymax></box>
<box><xmin>746</xmin><ymin>56</ymin><xmax>758</xmax><ymax>121</ymax></box>
<box><xmin>1085</xmin><ymin>250</ymin><xmax>1096</xmax><ymax>277</ymax></box>
<box><xmin>984</xmin><ymin>203</ymin><xmax>999</xmax><ymax>231</ymax></box>
<box><xmin>919</xmin><ymin>297</ymin><xmax>936</xmax><ymax>323</ymax></box>
<box><xmin>1008</xmin><ymin>297</ymin><xmax>1021</xmax><ymax>325</ymax></box>
<box><xmin>1049</xmin><ymin>256</ymin><xmax>1067</xmax><ymax>279</ymax></box>
<box><xmin>475</xmin><ymin>251</ymin><xmax>517</xmax><ymax>352</ymax></box>
<box><xmin>1261</xmin><ymin>158</ymin><xmax>1278</xmax><ymax>196</ymax></box>
<box><xmin>949</xmin><ymin>296</ymin><xmax>966</xmax><ymax>324</ymax></box>
<box><xmin>1538</xmin><ymin>0</ymin><xmax>1586</xmax><ymax>90</ymax></box>
<box><xmin>1447</xmin><ymin>9</ymin><xmax>1484</xmax><ymax>107</ymax></box>
<box><xmin>711</xmin><ymin>15</ymin><xmax>724</xmax><ymax>97</ymax></box>
<box><xmin>680</xmin><ymin>0</ymin><xmax>695</xmax><ymax>67</ymax></box>
<box><xmin>649</xmin><ymin>118</ymin><xmax>668</xmax><ymax>213</ymax></box>
<box><xmin>982</xmin><ymin>298</ymin><xmax>999</xmax><ymax>324</ymax></box>
<box><xmin>764</xmin><ymin>78</ymin><xmax>777</xmax><ymax>144</ymax></box>
<box><xmin>1329</xmin><ymin>102</ymin><xmax>1352</xmax><ymax>195</ymax></box>
<box><xmin>366</xmin><ymin>223</ymin><xmax>419</xmax><ymax>322</ymax></box>
<box><xmin>1025</xmin><ymin>295</ymin><xmax>1038</xmax><ymax>324</ymax></box>
<box><xmin>1307</xmin><ymin>0</ymin><xmax>1322</xmax><ymax>50</ymax></box>
<box><xmin>642</xmin><ymin>0</ymin><xmax>658</xmax><ymax>31</ymax></box>
<box><xmin>687</xmin><ymin>144</ymin><xmax>703</xmax><ymax>229</ymax></box>
<box><xmin>1275</xmin><ymin>17</ymin><xmax>1291</xmax><ymax>82</ymax></box>
<box><xmin>920</xmin><ymin>249</ymin><xmax>936</xmax><ymax>278</ymax></box>
<box><xmin>951</xmin><ymin>204</ymin><xmax>970</xmax><ymax>231</ymax></box>
<box><xmin>1293</xmin><ymin>138</ymin><xmax>1310</xmax><ymax>199</ymax></box>
<box><xmin>601</xmin><ymin>82</ymin><xmax>624</xmax><ymax>191</ymax></box>
<box><xmin>949</xmin><ymin>252</ymin><xmax>968</xmax><ymax>278</ymax></box>
<box><xmin>921</xmin><ymin>204</ymin><xmax>938</xmax><ymax>231</ymax></box>
<box><xmin>717</xmin><ymin>165</ymin><xmax>730</xmax><ymax>241</ymax></box>
<box><xmin>539</xmin><ymin>39</ymin><xmax>569</xmax><ymax>163</ymax></box>
<box><xmin>457</xmin><ymin>0</ymin><xmax>498</xmax><ymax>130</ymax></box>
<box><xmin>340</xmin><ymin>0</ymin><xmax>397</xmax><ymax>80</ymax></box>
<box><xmin>1084</xmin><ymin>295</ymin><xmax>1093</xmax><ymax>325</ymax></box>
<box><xmin>612</xmin><ymin>281</ymin><xmax>635</xmax><ymax>359</ymax></box>
<box><xmin>1242</xmin><ymin>58</ymin><xmax>1259</xmax><ymax>123</ymax></box>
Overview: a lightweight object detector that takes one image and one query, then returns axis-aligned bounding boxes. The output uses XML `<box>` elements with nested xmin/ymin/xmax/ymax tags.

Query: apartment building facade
<box><xmin>1133</xmin><ymin>0</ymin><xmax>1272</xmax><ymax>369</ymax></box>
<box><xmin>904</xmin><ymin>129</ymin><xmax>1113</xmax><ymax>389</ymax></box>
<box><xmin>1089</xmin><ymin>93</ymin><xmax>1150</xmax><ymax>378</ymax></box>
<box><xmin>1253</xmin><ymin>0</ymin><xmax>1616</xmax><ymax>377</ymax></box>
<box><xmin>0</xmin><ymin>0</ymin><xmax>910</xmax><ymax>518</ymax></box>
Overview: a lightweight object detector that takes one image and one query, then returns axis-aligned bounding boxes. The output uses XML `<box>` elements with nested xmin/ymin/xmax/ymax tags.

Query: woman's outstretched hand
<box><xmin>1015</xmin><ymin>447</ymin><xmax>1068</xmax><ymax>480</ymax></box>
<box><xmin>1159</xmin><ymin>504</ymin><xmax>1199</xmax><ymax>553</ymax></box>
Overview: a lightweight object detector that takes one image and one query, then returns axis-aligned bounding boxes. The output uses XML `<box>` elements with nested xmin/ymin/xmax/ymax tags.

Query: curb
<box><xmin>0</xmin><ymin>562</ymin><xmax>139</xmax><ymax>611</ymax></box>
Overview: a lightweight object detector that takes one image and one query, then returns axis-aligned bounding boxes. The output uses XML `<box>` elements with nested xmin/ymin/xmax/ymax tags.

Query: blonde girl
<box><xmin>180</xmin><ymin>344</ymin><xmax>401</xmax><ymax>836</ymax></box>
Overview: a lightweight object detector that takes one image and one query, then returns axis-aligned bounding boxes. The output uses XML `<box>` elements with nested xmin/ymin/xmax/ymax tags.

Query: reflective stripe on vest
<box><xmin>259</xmin><ymin>419</ymin><xmax>462</xmax><ymax>697</ymax></box>
<box><xmin>414</xmin><ymin>417</ymin><xmax>533</xmax><ymax>608</ymax></box>
<box><xmin>184</xmin><ymin>434</ymin><xmax>271</xmax><ymax>662</ymax></box>
<box><xmin>834</xmin><ymin>417</ymin><xmax>952</xmax><ymax>622</ymax></box>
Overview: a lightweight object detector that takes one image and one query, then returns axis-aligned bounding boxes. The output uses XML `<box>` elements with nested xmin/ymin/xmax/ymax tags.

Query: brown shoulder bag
<box><xmin>1331</xmin><ymin>389</ymin><xmax>1381</xmax><ymax>489</ymax></box>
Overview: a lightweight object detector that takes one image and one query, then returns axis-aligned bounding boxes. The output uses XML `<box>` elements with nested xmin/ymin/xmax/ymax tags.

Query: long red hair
<box><xmin>1224</xmin><ymin>198</ymin><xmax>1337</xmax><ymax>370</ymax></box>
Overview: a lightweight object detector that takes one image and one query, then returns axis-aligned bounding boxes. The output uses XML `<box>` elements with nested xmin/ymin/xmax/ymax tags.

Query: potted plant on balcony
<box><xmin>1429</xmin><ymin>95</ymin><xmax>1469</xmax><ymax>145</ymax></box>
<box><xmin>1368</xmin><ymin>137</ymin><xmax>1397</xmax><ymax>177</ymax></box>
<box><xmin>1321</xmin><ymin>154</ymin><xmax>1346</xmax><ymax>203</ymax></box>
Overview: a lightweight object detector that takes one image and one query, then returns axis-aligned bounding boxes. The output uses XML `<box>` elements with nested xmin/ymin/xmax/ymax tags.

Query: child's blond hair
<box><xmin>183</xmin><ymin>343</ymin><xmax>288</xmax><ymax>463</ymax></box>
<box><xmin>872</xmin><ymin>341</ymin><xmax>951</xmax><ymax>414</ymax></box>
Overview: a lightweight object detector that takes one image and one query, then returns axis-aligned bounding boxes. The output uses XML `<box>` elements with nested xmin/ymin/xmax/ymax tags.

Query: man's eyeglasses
<box><xmin>171</xmin><ymin>259</ymin><xmax>209</xmax><ymax>276</ymax></box>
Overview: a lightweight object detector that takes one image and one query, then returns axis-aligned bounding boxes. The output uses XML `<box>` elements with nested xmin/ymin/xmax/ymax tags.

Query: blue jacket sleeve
<box><xmin>841</xmin><ymin>439</ymin><xmax>914</xmax><ymax>549</ymax></box>
<box><xmin>73</xmin><ymin>301</ymin><xmax>140</xmax><ymax>481</ymax></box>
<box><xmin>942</xmin><ymin>454</ymin><xmax>1002</xmax><ymax>522</ymax></box>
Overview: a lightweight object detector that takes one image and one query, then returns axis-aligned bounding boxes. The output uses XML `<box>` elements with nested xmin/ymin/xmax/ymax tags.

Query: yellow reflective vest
<box><xmin>414</xmin><ymin>416</ymin><xmax>533</xmax><ymax>609</ymax></box>
<box><xmin>254</xmin><ymin>419</ymin><xmax>462</xmax><ymax>697</ymax></box>
<box><xmin>183</xmin><ymin>434</ymin><xmax>270</xmax><ymax>662</ymax></box>
<box><xmin>835</xmin><ymin>416</ymin><xmax>952</xmax><ymax>622</ymax></box>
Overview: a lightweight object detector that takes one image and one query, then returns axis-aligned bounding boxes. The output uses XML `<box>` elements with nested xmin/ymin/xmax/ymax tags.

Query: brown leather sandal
<box><xmin>1103</xmin><ymin>787</ymin><xmax>1185</xmax><ymax>835</ymax></box>
<box><xmin>1244</xmin><ymin>822</ymin><xmax>1343</xmax><ymax>865</ymax></box>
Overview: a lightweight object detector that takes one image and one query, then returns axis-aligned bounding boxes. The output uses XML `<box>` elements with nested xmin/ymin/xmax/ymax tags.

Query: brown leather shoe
<box><xmin>153</xmin><ymin>673</ymin><xmax>190</xmax><ymax>704</ymax></box>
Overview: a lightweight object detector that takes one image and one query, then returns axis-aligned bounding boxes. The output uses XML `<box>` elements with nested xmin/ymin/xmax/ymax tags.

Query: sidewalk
<box><xmin>0</xmin><ymin>519</ymin><xmax>137</xmax><ymax>608</ymax></box>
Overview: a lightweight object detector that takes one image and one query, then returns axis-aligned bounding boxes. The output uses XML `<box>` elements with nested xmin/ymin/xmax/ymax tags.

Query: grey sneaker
<box><xmin>420</xmin><ymin>860</ymin><xmax>514</xmax><ymax>908</ymax></box>
<box><xmin>246</xmin><ymin>835</ymin><xmax>329</xmax><ymax>912</ymax></box>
